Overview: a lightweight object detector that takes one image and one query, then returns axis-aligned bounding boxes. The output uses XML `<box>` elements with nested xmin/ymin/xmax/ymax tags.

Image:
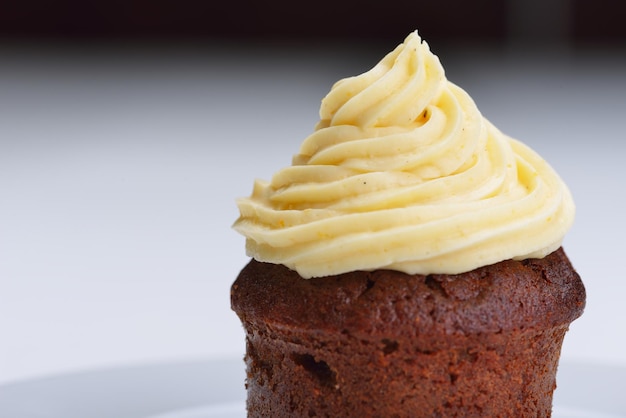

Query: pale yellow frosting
<box><xmin>233</xmin><ymin>31</ymin><xmax>575</xmax><ymax>278</ymax></box>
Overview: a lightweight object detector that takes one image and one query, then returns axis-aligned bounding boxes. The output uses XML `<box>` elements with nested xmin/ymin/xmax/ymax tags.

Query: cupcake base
<box><xmin>231</xmin><ymin>248</ymin><xmax>585</xmax><ymax>417</ymax></box>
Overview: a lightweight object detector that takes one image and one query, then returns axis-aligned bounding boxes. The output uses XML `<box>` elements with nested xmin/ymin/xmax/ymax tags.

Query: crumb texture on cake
<box><xmin>231</xmin><ymin>248</ymin><xmax>585</xmax><ymax>417</ymax></box>
<box><xmin>232</xmin><ymin>248</ymin><xmax>585</xmax><ymax>337</ymax></box>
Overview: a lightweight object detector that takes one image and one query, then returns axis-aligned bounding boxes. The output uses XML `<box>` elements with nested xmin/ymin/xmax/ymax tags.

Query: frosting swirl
<box><xmin>233</xmin><ymin>31</ymin><xmax>575</xmax><ymax>278</ymax></box>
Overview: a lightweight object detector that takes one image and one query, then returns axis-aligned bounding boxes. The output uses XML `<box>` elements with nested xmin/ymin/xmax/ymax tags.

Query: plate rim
<box><xmin>0</xmin><ymin>358</ymin><xmax>624</xmax><ymax>418</ymax></box>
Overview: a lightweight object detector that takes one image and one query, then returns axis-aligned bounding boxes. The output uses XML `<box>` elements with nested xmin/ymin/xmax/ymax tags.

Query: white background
<box><xmin>1</xmin><ymin>39</ymin><xmax>625</xmax><ymax>385</ymax></box>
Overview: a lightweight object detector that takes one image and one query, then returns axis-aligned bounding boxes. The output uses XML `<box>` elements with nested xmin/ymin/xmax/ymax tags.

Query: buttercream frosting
<box><xmin>233</xmin><ymin>31</ymin><xmax>575</xmax><ymax>278</ymax></box>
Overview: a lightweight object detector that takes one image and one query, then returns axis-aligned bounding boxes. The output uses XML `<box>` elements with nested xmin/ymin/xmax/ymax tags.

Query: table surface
<box><xmin>1</xmin><ymin>40</ymin><xmax>625</xmax><ymax>385</ymax></box>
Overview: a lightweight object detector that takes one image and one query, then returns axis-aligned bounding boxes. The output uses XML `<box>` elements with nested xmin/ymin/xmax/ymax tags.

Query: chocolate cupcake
<box><xmin>232</xmin><ymin>31</ymin><xmax>585</xmax><ymax>417</ymax></box>
<box><xmin>232</xmin><ymin>249</ymin><xmax>584</xmax><ymax>416</ymax></box>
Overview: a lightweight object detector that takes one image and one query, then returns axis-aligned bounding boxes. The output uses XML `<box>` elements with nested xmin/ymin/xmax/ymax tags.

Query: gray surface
<box><xmin>0</xmin><ymin>359</ymin><xmax>623</xmax><ymax>417</ymax></box>
<box><xmin>0</xmin><ymin>358</ymin><xmax>245</xmax><ymax>418</ymax></box>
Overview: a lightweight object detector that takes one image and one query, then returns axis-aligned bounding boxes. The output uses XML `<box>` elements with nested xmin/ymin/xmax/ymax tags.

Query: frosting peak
<box><xmin>233</xmin><ymin>31</ymin><xmax>575</xmax><ymax>278</ymax></box>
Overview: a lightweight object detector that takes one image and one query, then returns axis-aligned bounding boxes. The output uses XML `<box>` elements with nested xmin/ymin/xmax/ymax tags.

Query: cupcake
<box><xmin>231</xmin><ymin>31</ymin><xmax>585</xmax><ymax>417</ymax></box>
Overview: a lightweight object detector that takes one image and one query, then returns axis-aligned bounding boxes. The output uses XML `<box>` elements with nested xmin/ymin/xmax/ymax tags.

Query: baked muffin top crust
<box><xmin>232</xmin><ymin>247</ymin><xmax>585</xmax><ymax>340</ymax></box>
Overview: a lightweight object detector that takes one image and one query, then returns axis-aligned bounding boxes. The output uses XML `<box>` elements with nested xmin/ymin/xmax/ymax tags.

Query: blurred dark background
<box><xmin>1</xmin><ymin>0</ymin><xmax>624</xmax><ymax>48</ymax></box>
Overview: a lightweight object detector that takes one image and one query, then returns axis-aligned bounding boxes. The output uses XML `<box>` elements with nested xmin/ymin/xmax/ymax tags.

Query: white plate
<box><xmin>0</xmin><ymin>358</ymin><xmax>623</xmax><ymax>418</ymax></box>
